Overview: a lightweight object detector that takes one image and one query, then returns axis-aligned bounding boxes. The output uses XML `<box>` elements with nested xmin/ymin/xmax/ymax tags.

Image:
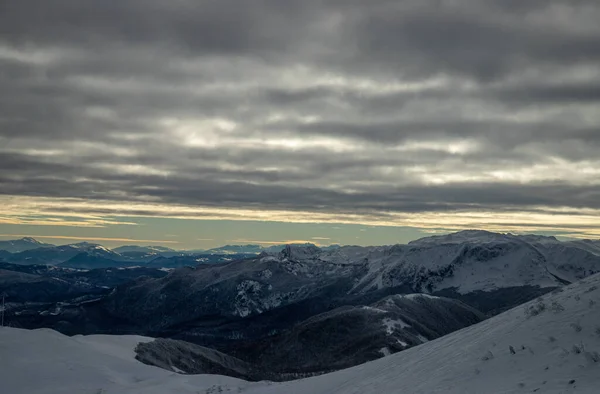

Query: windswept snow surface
<box><xmin>3</xmin><ymin>272</ymin><xmax>600</xmax><ymax>393</ymax></box>
<box><xmin>0</xmin><ymin>328</ymin><xmax>247</xmax><ymax>394</ymax></box>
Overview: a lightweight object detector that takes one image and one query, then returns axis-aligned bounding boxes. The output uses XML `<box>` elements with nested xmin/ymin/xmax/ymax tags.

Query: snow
<box><xmin>407</xmin><ymin>230</ymin><xmax>512</xmax><ymax>246</ymax></box>
<box><xmin>361</xmin><ymin>306</ymin><xmax>387</xmax><ymax>313</ymax></box>
<box><xmin>382</xmin><ymin>317</ymin><xmax>411</xmax><ymax>334</ymax></box>
<box><xmin>416</xmin><ymin>334</ymin><xmax>429</xmax><ymax>343</ymax></box>
<box><xmin>171</xmin><ymin>365</ymin><xmax>186</xmax><ymax>373</ymax></box>
<box><xmin>6</xmin><ymin>272</ymin><xmax>600</xmax><ymax>394</ymax></box>
<box><xmin>246</xmin><ymin>273</ymin><xmax>600</xmax><ymax>394</ymax></box>
<box><xmin>2</xmin><ymin>270</ymin><xmax>600</xmax><ymax>394</ymax></box>
<box><xmin>344</xmin><ymin>234</ymin><xmax>600</xmax><ymax>295</ymax></box>
<box><xmin>401</xmin><ymin>293</ymin><xmax>440</xmax><ymax>300</ymax></box>
<box><xmin>0</xmin><ymin>328</ymin><xmax>248</xmax><ymax>394</ymax></box>
<box><xmin>379</xmin><ymin>347</ymin><xmax>391</xmax><ymax>357</ymax></box>
<box><xmin>260</xmin><ymin>255</ymin><xmax>279</xmax><ymax>263</ymax></box>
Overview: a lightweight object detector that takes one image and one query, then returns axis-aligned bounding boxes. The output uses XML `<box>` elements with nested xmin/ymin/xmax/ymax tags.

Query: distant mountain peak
<box><xmin>279</xmin><ymin>243</ymin><xmax>321</xmax><ymax>260</ymax></box>
<box><xmin>0</xmin><ymin>237</ymin><xmax>55</xmax><ymax>253</ymax></box>
<box><xmin>69</xmin><ymin>242</ymin><xmax>98</xmax><ymax>247</ymax></box>
<box><xmin>19</xmin><ymin>237</ymin><xmax>42</xmax><ymax>243</ymax></box>
<box><xmin>408</xmin><ymin>230</ymin><xmax>565</xmax><ymax>247</ymax></box>
<box><xmin>408</xmin><ymin>230</ymin><xmax>509</xmax><ymax>246</ymax></box>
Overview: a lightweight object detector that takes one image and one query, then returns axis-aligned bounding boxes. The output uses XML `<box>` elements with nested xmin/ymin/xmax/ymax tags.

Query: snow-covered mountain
<box><xmin>1</xmin><ymin>239</ymin><xmax>265</xmax><ymax>268</ymax></box>
<box><xmin>0</xmin><ymin>237</ymin><xmax>54</xmax><ymax>253</ymax></box>
<box><xmin>3</xmin><ymin>272</ymin><xmax>599</xmax><ymax>393</ymax></box>
<box><xmin>102</xmin><ymin>231</ymin><xmax>600</xmax><ymax>330</ymax></box>
<box><xmin>200</xmin><ymin>243</ymin><xmax>334</xmax><ymax>255</ymax></box>
<box><xmin>112</xmin><ymin>245</ymin><xmax>177</xmax><ymax>254</ymax></box>
<box><xmin>6</xmin><ymin>242</ymin><xmax>121</xmax><ymax>265</ymax></box>
<box><xmin>205</xmin><ymin>244</ymin><xmax>266</xmax><ymax>254</ymax></box>
<box><xmin>269</xmin><ymin>230</ymin><xmax>600</xmax><ymax>295</ymax></box>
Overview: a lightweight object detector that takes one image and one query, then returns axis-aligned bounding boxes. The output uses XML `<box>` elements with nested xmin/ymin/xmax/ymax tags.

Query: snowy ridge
<box><xmin>266</xmin><ymin>231</ymin><xmax>600</xmax><ymax>295</ymax></box>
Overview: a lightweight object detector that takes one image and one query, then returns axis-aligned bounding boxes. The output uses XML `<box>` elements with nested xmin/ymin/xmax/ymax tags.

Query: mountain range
<box><xmin>0</xmin><ymin>238</ymin><xmax>262</xmax><ymax>269</ymax></box>
<box><xmin>1</xmin><ymin>230</ymin><xmax>599</xmax><ymax>379</ymax></box>
<box><xmin>3</xmin><ymin>270</ymin><xmax>599</xmax><ymax>393</ymax></box>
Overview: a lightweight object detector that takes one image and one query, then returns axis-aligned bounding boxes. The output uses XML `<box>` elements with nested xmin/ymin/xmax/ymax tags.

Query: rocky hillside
<box><xmin>221</xmin><ymin>294</ymin><xmax>484</xmax><ymax>374</ymax></box>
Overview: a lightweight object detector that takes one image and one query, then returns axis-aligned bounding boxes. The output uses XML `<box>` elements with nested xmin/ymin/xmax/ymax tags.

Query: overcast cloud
<box><xmin>1</xmin><ymin>0</ymin><xmax>600</xmax><ymax>241</ymax></box>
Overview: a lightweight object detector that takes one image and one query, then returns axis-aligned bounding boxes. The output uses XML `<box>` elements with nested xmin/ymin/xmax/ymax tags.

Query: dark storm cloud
<box><xmin>0</xmin><ymin>0</ymin><xmax>315</xmax><ymax>54</ymax></box>
<box><xmin>344</xmin><ymin>5</ymin><xmax>600</xmax><ymax>81</ymax></box>
<box><xmin>1</xmin><ymin>0</ymin><xmax>599</xmax><ymax>222</ymax></box>
<box><xmin>490</xmin><ymin>83</ymin><xmax>600</xmax><ymax>105</ymax></box>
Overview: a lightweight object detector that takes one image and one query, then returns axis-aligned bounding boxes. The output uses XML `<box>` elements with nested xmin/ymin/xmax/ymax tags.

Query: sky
<box><xmin>1</xmin><ymin>0</ymin><xmax>600</xmax><ymax>249</ymax></box>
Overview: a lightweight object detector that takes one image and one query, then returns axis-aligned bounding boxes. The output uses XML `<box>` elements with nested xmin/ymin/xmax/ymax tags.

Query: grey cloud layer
<box><xmin>1</xmin><ymin>0</ymin><xmax>599</xmax><ymax>220</ymax></box>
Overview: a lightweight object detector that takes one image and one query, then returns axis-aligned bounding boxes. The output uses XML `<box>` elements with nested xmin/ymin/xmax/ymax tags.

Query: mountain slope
<box><xmin>225</xmin><ymin>294</ymin><xmax>484</xmax><ymax>374</ymax></box>
<box><xmin>103</xmin><ymin>257</ymin><xmax>358</xmax><ymax>330</ymax></box>
<box><xmin>247</xmin><ymin>272</ymin><xmax>600</xmax><ymax>394</ymax></box>
<box><xmin>0</xmin><ymin>328</ymin><xmax>246</xmax><ymax>394</ymax></box>
<box><xmin>135</xmin><ymin>338</ymin><xmax>260</xmax><ymax>380</ymax></box>
<box><xmin>0</xmin><ymin>268</ymin><xmax>105</xmax><ymax>302</ymax></box>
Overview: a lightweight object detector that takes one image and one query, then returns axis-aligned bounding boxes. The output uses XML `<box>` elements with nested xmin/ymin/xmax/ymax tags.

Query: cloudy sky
<box><xmin>1</xmin><ymin>0</ymin><xmax>600</xmax><ymax>248</ymax></box>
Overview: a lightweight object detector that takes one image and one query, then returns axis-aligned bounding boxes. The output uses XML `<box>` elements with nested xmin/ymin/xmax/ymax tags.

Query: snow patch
<box><xmin>402</xmin><ymin>293</ymin><xmax>440</xmax><ymax>301</ymax></box>
<box><xmin>382</xmin><ymin>318</ymin><xmax>411</xmax><ymax>334</ymax></box>
<box><xmin>379</xmin><ymin>347</ymin><xmax>391</xmax><ymax>357</ymax></box>
<box><xmin>361</xmin><ymin>306</ymin><xmax>387</xmax><ymax>313</ymax></box>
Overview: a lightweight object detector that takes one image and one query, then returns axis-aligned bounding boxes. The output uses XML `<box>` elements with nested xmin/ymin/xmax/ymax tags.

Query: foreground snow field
<box><xmin>2</xmin><ymin>272</ymin><xmax>600</xmax><ymax>394</ymax></box>
<box><xmin>0</xmin><ymin>329</ymin><xmax>249</xmax><ymax>394</ymax></box>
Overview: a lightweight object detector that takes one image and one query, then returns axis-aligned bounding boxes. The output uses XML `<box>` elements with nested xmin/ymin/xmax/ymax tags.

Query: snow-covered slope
<box><xmin>247</xmin><ymin>273</ymin><xmax>600</xmax><ymax>394</ymax></box>
<box><xmin>3</xmin><ymin>272</ymin><xmax>600</xmax><ymax>393</ymax></box>
<box><xmin>350</xmin><ymin>231</ymin><xmax>600</xmax><ymax>294</ymax></box>
<box><xmin>0</xmin><ymin>328</ymin><xmax>247</xmax><ymax>394</ymax></box>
